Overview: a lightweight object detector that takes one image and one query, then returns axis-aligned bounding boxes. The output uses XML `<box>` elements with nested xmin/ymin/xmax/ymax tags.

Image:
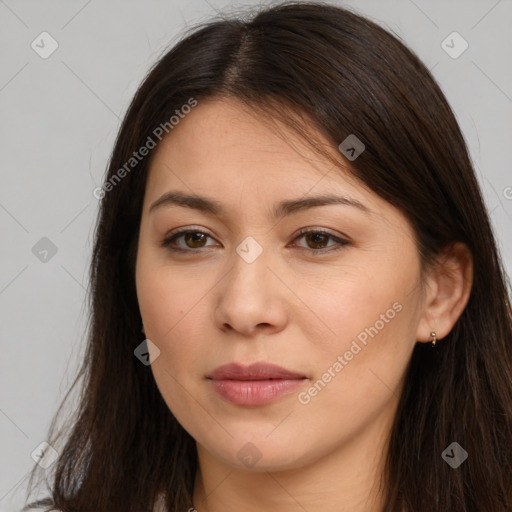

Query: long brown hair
<box><xmin>23</xmin><ymin>2</ymin><xmax>512</xmax><ymax>511</ymax></box>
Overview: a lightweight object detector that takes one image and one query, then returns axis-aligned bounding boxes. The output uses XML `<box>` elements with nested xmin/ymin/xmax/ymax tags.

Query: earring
<box><xmin>431</xmin><ymin>331</ymin><xmax>437</xmax><ymax>348</ymax></box>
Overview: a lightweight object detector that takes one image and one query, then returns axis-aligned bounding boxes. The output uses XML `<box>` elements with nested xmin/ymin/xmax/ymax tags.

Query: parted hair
<box><xmin>24</xmin><ymin>2</ymin><xmax>512</xmax><ymax>511</ymax></box>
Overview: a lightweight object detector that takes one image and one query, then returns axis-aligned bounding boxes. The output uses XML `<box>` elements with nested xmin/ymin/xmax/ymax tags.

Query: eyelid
<box><xmin>164</xmin><ymin>225</ymin><xmax>212</xmax><ymax>238</ymax></box>
<box><xmin>294</xmin><ymin>226</ymin><xmax>345</xmax><ymax>240</ymax></box>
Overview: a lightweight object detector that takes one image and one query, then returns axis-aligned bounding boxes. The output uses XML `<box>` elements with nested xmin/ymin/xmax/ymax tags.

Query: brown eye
<box><xmin>161</xmin><ymin>230</ymin><xmax>216</xmax><ymax>251</ymax></box>
<box><xmin>161</xmin><ymin>228</ymin><xmax>349</xmax><ymax>255</ymax></box>
<box><xmin>293</xmin><ymin>229</ymin><xmax>350</xmax><ymax>255</ymax></box>
<box><xmin>183</xmin><ymin>232</ymin><xmax>208</xmax><ymax>248</ymax></box>
<box><xmin>303</xmin><ymin>232</ymin><xmax>330</xmax><ymax>249</ymax></box>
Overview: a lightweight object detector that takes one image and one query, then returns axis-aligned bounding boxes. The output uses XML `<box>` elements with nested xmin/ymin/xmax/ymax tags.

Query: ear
<box><xmin>416</xmin><ymin>242</ymin><xmax>473</xmax><ymax>344</ymax></box>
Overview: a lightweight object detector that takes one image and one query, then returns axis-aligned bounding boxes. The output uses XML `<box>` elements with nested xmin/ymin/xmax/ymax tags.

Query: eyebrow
<box><xmin>149</xmin><ymin>190</ymin><xmax>371</xmax><ymax>218</ymax></box>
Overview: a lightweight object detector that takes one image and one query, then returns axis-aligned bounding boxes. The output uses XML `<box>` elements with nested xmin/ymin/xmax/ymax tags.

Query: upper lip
<box><xmin>207</xmin><ymin>362</ymin><xmax>306</xmax><ymax>381</ymax></box>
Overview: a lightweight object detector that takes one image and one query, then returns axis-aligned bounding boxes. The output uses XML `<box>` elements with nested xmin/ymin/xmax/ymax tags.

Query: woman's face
<box><xmin>136</xmin><ymin>97</ymin><xmax>429</xmax><ymax>472</ymax></box>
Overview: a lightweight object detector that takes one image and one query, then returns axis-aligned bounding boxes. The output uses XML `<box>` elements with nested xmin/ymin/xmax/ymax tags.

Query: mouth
<box><xmin>207</xmin><ymin>362</ymin><xmax>308</xmax><ymax>406</ymax></box>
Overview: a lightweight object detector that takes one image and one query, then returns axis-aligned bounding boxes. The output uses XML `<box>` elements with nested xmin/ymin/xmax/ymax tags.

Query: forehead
<box><xmin>144</xmin><ymin>97</ymin><xmax>388</xmax><ymax>218</ymax></box>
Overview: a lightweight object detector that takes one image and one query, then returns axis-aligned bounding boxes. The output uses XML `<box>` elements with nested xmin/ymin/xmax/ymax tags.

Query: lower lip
<box><xmin>209</xmin><ymin>378</ymin><xmax>306</xmax><ymax>406</ymax></box>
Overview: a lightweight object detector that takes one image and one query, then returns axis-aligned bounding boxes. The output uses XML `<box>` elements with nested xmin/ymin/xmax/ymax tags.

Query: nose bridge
<box><xmin>214</xmin><ymin>234</ymin><xmax>286</xmax><ymax>334</ymax></box>
<box><xmin>228</xmin><ymin>234</ymin><xmax>271</xmax><ymax>295</ymax></box>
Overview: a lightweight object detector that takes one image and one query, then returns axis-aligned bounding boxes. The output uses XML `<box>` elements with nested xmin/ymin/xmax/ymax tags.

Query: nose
<box><xmin>213</xmin><ymin>246</ymin><xmax>288</xmax><ymax>337</ymax></box>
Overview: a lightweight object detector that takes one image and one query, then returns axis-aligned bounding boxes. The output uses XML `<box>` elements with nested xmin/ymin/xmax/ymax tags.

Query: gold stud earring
<box><xmin>431</xmin><ymin>331</ymin><xmax>437</xmax><ymax>348</ymax></box>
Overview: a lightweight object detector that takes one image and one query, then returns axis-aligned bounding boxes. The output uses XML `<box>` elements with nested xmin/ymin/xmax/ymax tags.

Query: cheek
<box><xmin>136</xmin><ymin>256</ymin><xmax>211</xmax><ymax>396</ymax></box>
<box><xmin>137</xmin><ymin>265</ymin><xmax>212</xmax><ymax>426</ymax></box>
<box><xmin>137</xmin><ymin>250</ymin><xmax>212</xmax><ymax>339</ymax></box>
<box><xmin>136</xmin><ymin>259</ymin><xmax>222</xmax><ymax>411</ymax></box>
<box><xmin>293</xmin><ymin>304</ymin><xmax>415</xmax><ymax>451</ymax></box>
<box><xmin>299</xmin><ymin>259</ymin><xmax>420</xmax><ymax>405</ymax></box>
<box><xmin>299</xmin><ymin>267</ymin><xmax>398</xmax><ymax>349</ymax></box>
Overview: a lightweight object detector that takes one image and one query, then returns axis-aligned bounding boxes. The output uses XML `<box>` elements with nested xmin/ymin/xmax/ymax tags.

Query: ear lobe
<box><xmin>416</xmin><ymin>242</ymin><xmax>473</xmax><ymax>343</ymax></box>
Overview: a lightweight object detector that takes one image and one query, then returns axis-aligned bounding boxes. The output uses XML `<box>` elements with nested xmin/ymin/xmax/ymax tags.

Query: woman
<box><xmin>23</xmin><ymin>1</ymin><xmax>512</xmax><ymax>511</ymax></box>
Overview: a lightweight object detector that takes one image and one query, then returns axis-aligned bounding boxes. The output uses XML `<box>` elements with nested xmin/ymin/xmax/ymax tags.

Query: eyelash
<box><xmin>160</xmin><ymin>227</ymin><xmax>350</xmax><ymax>255</ymax></box>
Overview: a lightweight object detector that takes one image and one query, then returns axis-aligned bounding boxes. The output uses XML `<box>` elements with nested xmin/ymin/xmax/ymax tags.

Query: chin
<box><xmin>199</xmin><ymin>432</ymin><xmax>318</xmax><ymax>472</ymax></box>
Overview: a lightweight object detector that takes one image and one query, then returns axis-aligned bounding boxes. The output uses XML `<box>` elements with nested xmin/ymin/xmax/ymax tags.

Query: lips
<box><xmin>208</xmin><ymin>362</ymin><xmax>306</xmax><ymax>381</ymax></box>
<box><xmin>207</xmin><ymin>362</ymin><xmax>307</xmax><ymax>406</ymax></box>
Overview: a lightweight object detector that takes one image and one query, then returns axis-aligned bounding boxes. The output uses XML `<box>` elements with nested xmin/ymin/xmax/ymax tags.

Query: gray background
<box><xmin>0</xmin><ymin>0</ymin><xmax>511</xmax><ymax>509</ymax></box>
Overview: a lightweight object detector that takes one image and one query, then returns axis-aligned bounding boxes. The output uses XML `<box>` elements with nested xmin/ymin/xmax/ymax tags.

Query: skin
<box><xmin>135</xmin><ymin>97</ymin><xmax>473</xmax><ymax>512</ymax></box>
